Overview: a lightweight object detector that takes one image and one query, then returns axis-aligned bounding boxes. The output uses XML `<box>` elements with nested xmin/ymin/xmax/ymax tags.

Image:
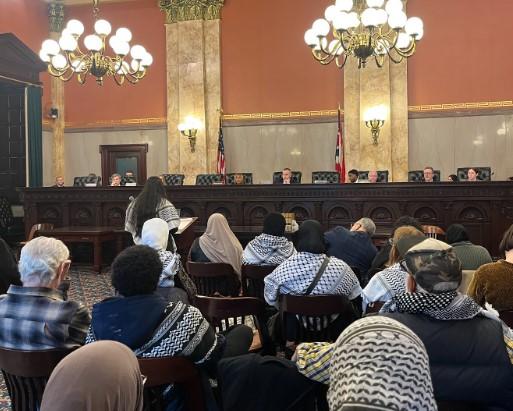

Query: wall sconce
<box><xmin>364</xmin><ymin>106</ymin><xmax>387</xmax><ymax>145</ymax></box>
<box><xmin>178</xmin><ymin>116</ymin><xmax>201</xmax><ymax>152</ymax></box>
<box><xmin>49</xmin><ymin>107</ymin><xmax>59</xmax><ymax>119</ymax></box>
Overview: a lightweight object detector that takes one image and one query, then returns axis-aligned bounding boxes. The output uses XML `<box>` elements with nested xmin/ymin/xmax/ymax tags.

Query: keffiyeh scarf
<box><xmin>242</xmin><ymin>234</ymin><xmax>295</xmax><ymax>266</ymax></box>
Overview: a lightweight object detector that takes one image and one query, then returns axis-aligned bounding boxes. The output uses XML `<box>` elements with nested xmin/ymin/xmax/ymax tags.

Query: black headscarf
<box><xmin>446</xmin><ymin>224</ymin><xmax>469</xmax><ymax>244</ymax></box>
<box><xmin>296</xmin><ymin>220</ymin><xmax>326</xmax><ymax>254</ymax></box>
<box><xmin>263</xmin><ymin>213</ymin><xmax>286</xmax><ymax>237</ymax></box>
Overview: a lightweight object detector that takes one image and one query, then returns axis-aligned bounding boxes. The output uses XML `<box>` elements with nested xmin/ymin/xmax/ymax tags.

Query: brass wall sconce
<box><xmin>364</xmin><ymin>106</ymin><xmax>387</xmax><ymax>145</ymax></box>
<box><xmin>178</xmin><ymin>116</ymin><xmax>201</xmax><ymax>152</ymax></box>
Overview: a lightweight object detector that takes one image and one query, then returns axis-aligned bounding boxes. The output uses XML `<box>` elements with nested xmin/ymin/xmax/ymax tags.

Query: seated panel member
<box><xmin>282</xmin><ymin>168</ymin><xmax>292</xmax><ymax>184</ymax></box>
<box><xmin>110</xmin><ymin>173</ymin><xmax>122</xmax><ymax>186</ymax></box>
<box><xmin>53</xmin><ymin>176</ymin><xmax>65</xmax><ymax>188</ymax></box>
<box><xmin>423</xmin><ymin>166</ymin><xmax>435</xmax><ymax>182</ymax></box>
<box><xmin>467</xmin><ymin>167</ymin><xmax>478</xmax><ymax>182</ymax></box>
<box><xmin>233</xmin><ymin>173</ymin><xmax>245</xmax><ymax>185</ymax></box>
<box><xmin>368</xmin><ymin>170</ymin><xmax>378</xmax><ymax>183</ymax></box>
<box><xmin>348</xmin><ymin>169</ymin><xmax>359</xmax><ymax>183</ymax></box>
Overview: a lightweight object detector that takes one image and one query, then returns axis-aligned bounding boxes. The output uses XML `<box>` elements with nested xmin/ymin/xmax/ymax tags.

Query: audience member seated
<box><xmin>40</xmin><ymin>341</ymin><xmax>144</xmax><ymax>411</ymax></box>
<box><xmin>368</xmin><ymin>170</ymin><xmax>378</xmax><ymax>183</ymax></box>
<box><xmin>140</xmin><ymin>218</ymin><xmax>196</xmax><ymax>303</ymax></box>
<box><xmin>368</xmin><ymin>215</ymin><xmax>424</xmax><ymax>276</ymax></box>
<box><xmin>125</xmin><ymin>176</ymin><xmax>180</xmax><ymax>247</ymax></box>
<box><xmin>296</xmin><ymin>238</ymin><xmax>513</xmax><ymax>409</ymax></box>
<box><xmin>0</xmin><ymin>237</ymin><xmax>90</xmax><ymax>349</ymax></box>
<box><xmin>423</xmin><ymin>166</ymin><xmax>435</xmax><ymax>182</ymax></box>
<box><xmin>242</xmin><ymin>213</ymin><xmax>295</xmax><ymax>266</ymax></box>
<box><xmin>124</xmin><ymin>170</ymin><xmax>136</xmax><ymax>183</ymax></box>
<box><xmin>324</xmin><ymin>217</ymin><xmax>377</xmax><ymax>275</ymax></box>
<box><xmin>347</xmin><ymin>169</ymin><xmax>359</xmax><ymax>183</ymax></box>
<box><xmin>52</xmin><ymin>176</ymin><xmax>65</xmax><ymax>188</ymax></box>
<box><xmin>264</xmin><ymin>220</ymin><xmax>361</xmax><ymax>308</ymax></box>
<box><xmin>110</xmin><ymin>173</ymin><xmax>122</xmax><ymax>186</ymax></box>
<box><xmin>468</xmin><ymin>224</ymin><xmax>513</xmax><ymax>311</ymax></box>
<box><xmin>0</xmin><ymin>237</ymin><xmax>21</xmax><ymax>294</ymax></box>
<box><xmin>446</xmin><ymin>223</ymin><xmax>492</xmax><ymax>270</ymax></box>
<box><xmin>190</xmin><ymin>213</ymin><xmax>243</xmax><ymax>277</ymax></box>
<box><xmin>362</xmin><ymin>226</ymin><xmax>425</xmax><ymax>312</ymax></box>
<box><xmin>467</xmin><ymin>167</ymin><xmax>478</xmax><ymax>182</ymax></box>
<box><xmin>86</xmin><ymin>246</ymin><xmax>252</xmax><ymax>381</ymax></box>
<box><xmin>326</xmin><ymin>316</ymin><xmax>436</xmax><ymax>411</ymax></box>
<box><xmin>448</xmin><ymin>174</ymin><xmax>458</xmax><ymax>182</ymax></box>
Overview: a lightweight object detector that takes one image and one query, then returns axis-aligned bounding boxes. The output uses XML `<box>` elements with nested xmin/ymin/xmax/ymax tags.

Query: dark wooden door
<box><xmin>99</xmin><ymin>144</ymin><xmax>148</xmax><ymax>185</ymax></box>
<box><xmin>0</xmin><ymin>83</ymin><xmax>25</xmax><ymax>203</ymax></box>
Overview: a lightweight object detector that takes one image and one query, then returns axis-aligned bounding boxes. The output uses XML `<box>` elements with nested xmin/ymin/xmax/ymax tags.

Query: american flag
<box><xmin>335</xmin><ymin>107</ymin><xmax>346</xmax><ymax>183</ymax></box>
<box><xmin>216</xmin><ymin>117</ymin><xmax>226</xmax><ymax>177</ymax></box>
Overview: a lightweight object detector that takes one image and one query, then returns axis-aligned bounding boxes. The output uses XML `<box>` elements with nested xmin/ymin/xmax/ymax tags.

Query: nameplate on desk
<box><xmin>124</xmin><ymin>182</ymin><xmax>137</xmax><ymax>186</ymax></box>
<box><xmin>84</xmin><ymin>183</ymin><xmax>97</xmax><ymax>187</ymax></box>
<box><xmin>313</xmin><ymin>180</ymin><xmax>328</xmax><ymax>184</ymax></box>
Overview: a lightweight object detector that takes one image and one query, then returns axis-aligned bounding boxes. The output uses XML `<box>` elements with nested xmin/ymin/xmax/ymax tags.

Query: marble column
<box><xmin>48</xmin><ymin>2</ymin><xmax>65</xmax><ymax>181</ymax></box>
<box><xmin>160</xmin><ymin>0</ymin><xmax>223</xmax><ymax>184</ymax></box>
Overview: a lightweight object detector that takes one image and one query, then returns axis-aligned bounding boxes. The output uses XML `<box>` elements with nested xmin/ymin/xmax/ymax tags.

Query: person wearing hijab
<box><xmin>0</xmin><ymin>237</ymin><xmax>21</xmax><ymax>294</ymax></box>
<box><xmin>242</xmin><ymin>213</ymin><xmax>295</xmax><ymax>266</ymax></box>
<box><xmin>190</xmin><ymin>213</ymin><xmax>244</xmax><ymax>276</ymax></box>
<box><xmin>446</xmin><ymin>223</ymin><xmax>492</xmax><ymax>270</ymax></box>
<box><xmin>41</xmin><ymin>341</ymin><xmax>144</xmax><ymax>411</ymax></box>
<box><xmin>125</xmin><ymin>176</ymin><xmax>180</xmax><ymax>248</ymax></box>
<box><xmin>327</xmin><ymin>316</ymin><xmax>437</xmax><ymax>411</ymax></box>
<box><xmin>140</xmin><ymin>218</ymin><xmax>196</xmax><ymax>303</ymax></box>
<box><xmin>362</xmin><ymin>226</ymin><xmax>425</xmax><ymax>312</ymax></box>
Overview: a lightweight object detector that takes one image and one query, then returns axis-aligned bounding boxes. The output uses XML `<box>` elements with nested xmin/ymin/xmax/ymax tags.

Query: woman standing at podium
<box><xmin>125</xmin><ymin>176</ymin><xmax>180</xmax><ymax>250</ymax></box>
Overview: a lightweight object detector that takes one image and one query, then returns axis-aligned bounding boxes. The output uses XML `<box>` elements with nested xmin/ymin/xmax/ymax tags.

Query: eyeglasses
<box><xmin>399</xmin><ymin>259</ymin><xmax>410</xmax><ymax>273</ymax></box>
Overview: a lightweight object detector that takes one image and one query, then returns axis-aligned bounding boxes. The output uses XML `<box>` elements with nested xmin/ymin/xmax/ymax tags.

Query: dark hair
<box><xmin>133</xmin><ymin>176</ymin><xmax>167</xmax><ymax>237</ymax></box>
<box><xmin>263</xmin><ymin>213</ymin><xmax>286</xmax><ymax>237</ymax></box>
<box><xmin>391</xmin><ymin>216</ymin><xmax>423</xmax><ymax>236</ymax></box>
<box><xmin>296</xmin><ymin>220</ymin><xmax>326</xmax><ymax>254</ymax></box>
<box><xmin>283</xmin><ymin>168</ymin><xmax>291</xmax><ymax>172</ymax></box>
<box><xmin>468</xmin><ymin>167</ymin><xmax>478</xmax><ymax>174</ymax></box>
<box><xmin>499</xmin><ymin>224</ymin><xmax>513</xmax><ymax>255</ymax></box>
<box><xmin>111</xmin><ymin>245</ymin><xmax>162</xmax><ymax>297</ymax></box>
<box><xmin>423</xmin><ymin>166</ymin><xmax>434</xmax><ymax>172</ymax></box>
<box><xmin>448</xmin><ymin>174</ymin><xmax>458</xmax><ymax>182</ymax></box>
<box><xmin>348</xmin><ymin>169</ymin><xmax>358</xmax><ymax>176</ymax></box>
<box><xmin>446</xmin><ymin>224</ymin><xmax>469</xmax><ymax>244</ymax></box>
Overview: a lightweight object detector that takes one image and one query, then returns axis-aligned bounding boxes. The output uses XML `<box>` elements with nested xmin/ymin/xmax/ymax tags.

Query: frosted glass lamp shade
<box><xmin>42</xmin><ymin>39</ymin><xmax>60</xmax><ymax>56</ymax></box>
<box><xmin>51</xmin><ymin>54</ymin><xmax>67</xmax><ymax>70</ymax></box>
<box><xmin>304</xmin><ymin>29</ymin><xmax>318</xmax><ymax>46</ymax></box>
<box><xmin>59</xmin><ymin>35</ymin><xmax>77</xmax><ymax>52</ymax></box>
<box><xmin>141</xmin><ymin>52</ymin><xmax>153</xmax><ymax>67</ymax></box>
<box><xmin>130</xmin><ymin>45</ymin><xmax>146</xmax><ymax>60</ymax></box>
<box><xmin>312</xmin><ymin>19</ymin><xmax>330</xmax><ymax>37</ymax></box>
<box><xmin>66</xmin><ymin>19</ymin><xmax>85</xmax><ymax>36</ymax></box>
<box><xmin>94</xmin><ymin>19</ymin><xmax>112</xmax><ymax>36</ymax></box>
<box><xmin>84</xmin><ymin>34</ymin><xmax>102</xmax><ymax>51</ymax></box>
<box><xmin>116</xmin><ymin>28</ymin><xmax>132</xmax><ymax>43</ymax></box>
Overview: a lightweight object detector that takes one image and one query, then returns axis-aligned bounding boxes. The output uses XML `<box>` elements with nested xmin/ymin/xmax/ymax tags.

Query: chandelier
<box><xmin>39</xmin><ymin>0</ymin><xmax>152</xmax><ymax>85</ymax></box>
<box><xmin>304</xmin><ymin>0</ymin><xmax>423</xmax><ymax>69</ymax></box>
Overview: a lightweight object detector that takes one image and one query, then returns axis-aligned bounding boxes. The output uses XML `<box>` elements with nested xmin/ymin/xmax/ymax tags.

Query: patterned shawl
<box><xmin>242</xmin><ymin>233</ymin><xmax>295</xmax><ymax>266</ymax></box>
<box><xmin>376</xmin><ymin>263</ymin><xmax>408</xmax><ymax>295</ymax></box>
<box><xmin>328</xmin><ymin>316</ymin><xmax>437</xmax><ymax>411</ymax></box>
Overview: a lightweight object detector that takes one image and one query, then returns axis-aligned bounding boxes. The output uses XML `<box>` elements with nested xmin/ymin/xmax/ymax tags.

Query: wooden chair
<box><xmin>241</xmin><ymin>264</ymin><xmax>276</xmax><ymax>300</ymax></box>
<box><xmin>193</xmin><ymin>295</ymin><xmax>273</xmax><ymax>354</ymax></box>
<box><xmin>458</xmin><ymin>270</ymin><xmax>475</xmax><ymax>295</ymax></box>
<box><xmin>279</xmin><ymin>294</ymin><xmax>359</xmax><ymax>343</ymax></box>
<box><xmin>499</xmin><ymin>310</ymin><xmax>513</xmax><ymax>328</ymax></box>
<box><xmin>15</xmin><ymin>223</ymin><xmax>55</xmax><ymax>258</ymax></box>
<box><xmin>422</xmin><ymin>225</ymin><xmax>445</xmax><ymax>239</ymax></box>
<box><xmin>365</xmin><ymin>301</ymin><xmax>384</xmax><ymax>315</ymax></box>
<box><xmin>186</xmin><ymin>260</ymin><xmax>240</xmax><ymax>297</ymax></box>
<box><xmin>0</xmin><ymin>347</ymin><xmax>74</xmax><ymax>411</ymax></box>
<box><xmin>138</xmin><ymin>356</ymin><xmax>205</xmax><ymax>411</ymax></box>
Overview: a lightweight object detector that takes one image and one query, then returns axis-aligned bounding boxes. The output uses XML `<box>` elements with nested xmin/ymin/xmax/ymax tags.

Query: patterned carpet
<box><xmin>0</xmin><ymin>264</ymin><xmax>114</xmax><ymax>410</ymax></box>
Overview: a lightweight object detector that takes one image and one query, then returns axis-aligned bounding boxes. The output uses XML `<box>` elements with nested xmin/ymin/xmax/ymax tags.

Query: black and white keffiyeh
<box><xmin>381</xmin><ymin>291</ymin><xmax>483</xmax><ymax>321</ymax></box>
<box><xmin>328</xmin><ymin>316</ymin><xmax>437</xmax><ymax>411</ymax></box>
<box><xmin>376</xmin><ymin>263</ymin><xmax>408</xmax><ymax>295</ymax></box>
<box><xmin>242</xmin><ymin>234</ymin><xmax>295</xmax><ymax>266</ymax></box>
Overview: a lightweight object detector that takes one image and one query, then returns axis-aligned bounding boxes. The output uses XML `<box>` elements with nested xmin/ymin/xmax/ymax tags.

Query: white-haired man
<box><xmin>0</xmin><ymin>237</ymin><xmax>90</xmax><ymax>350</ymax></box>
<box><xmin>324</xmin><ymin>217</ymin><xmax>377</xmax><ymax>275</ymax></box>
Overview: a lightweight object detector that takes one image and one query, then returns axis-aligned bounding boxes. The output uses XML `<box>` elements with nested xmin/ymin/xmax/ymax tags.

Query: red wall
<box><xmin>0</xmin><ymin>0</ymin><xmax>51</xmax><ymax>111</ymax></box>
<box><xmin>64</xmin><ymin>0</ymin><xmax>166</xmax><ymax>125</ymax></box>
<box><xmin>221</xmin><ymin>0</ymin><xmax>344</xmax><ymax>114</ymax></box>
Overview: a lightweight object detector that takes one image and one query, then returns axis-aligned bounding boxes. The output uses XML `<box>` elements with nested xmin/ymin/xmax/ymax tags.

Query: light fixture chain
<box><xmin>92</xmin><ymin>0</ymin><xmax>100</xmax><ymax>19</ymax></box>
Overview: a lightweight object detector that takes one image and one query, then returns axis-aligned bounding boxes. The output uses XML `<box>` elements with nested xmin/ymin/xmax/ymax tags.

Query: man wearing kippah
<box><xmin>295</xmin><ymin>238</ymin><xmax>513</xmax><ymax>409</ymax></box>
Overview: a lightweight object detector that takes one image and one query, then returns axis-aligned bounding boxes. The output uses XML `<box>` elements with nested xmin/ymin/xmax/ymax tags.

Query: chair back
<box><xmin>499</xmin><ymin>310</ymin><xmax>513</xmax><ymax>328</ymax></box>
<box><xmin>358</xmin><ymin>170</ymin><xmax>389</xmax><ymax>183</ymax></box>
<box><xmin>311</xmin><ymin>171</ymin><xmax>340</xmax><ymax>184</ymax></box>
<box><xmin>408</xmin><ymin>170</ymin><xmax>441</xmax><ymax>182</ymax></box>
<box><xmin>73</xmin><ymin>175</ymin><xmax>100</xmax><ymax>187</ymax></box>
<box><xmin>0</xmin><ymin>347</ymin><xmax>74</xmax><ymax>411</ymax></box>
<box><xmin>422</xmin><ymin>225</ymin><xmax>445</xmax><ymax>239</ymax></box>
<box><xmin>193</xmin><ymin>295</ymin><xmax>272</xmax><ymax>354</ymax></box>
<box><xmin>226</xmin><ymin>173</ymin><xmax>253</xmax><ymax>185</ymax></box>
<box><xmin>186</xmin><ymin>260</ymin><xmax>240</xmax><ymax>296</ymax></box>
<box><xmin>241</xmin><ymin>264</ymin><xmax>276</xmax><ymax>300</ymax></box>
<box><xmin>457</xmin><ymin>167</ymin><xmax>492</xmax><ymax>181</ymax></box>
<box><xmin>162</xmin><ymin>174</ymin><xmax>185</xmax><ymax>186</ymax></box>
<box><xmin>138</xmin><ymin>356</ymin><xmax>204</xmax><ymax>411</ymax></box>
<box><xmin>195</xmin><ymin>174</ymin><xmax>223</xmax><ymax>185</ymax></box>
<box><xmin>27</xmin><ymin>223</ymin><xmax>54</xmax><ymax>242</ymax></box>
<box><xmin>273</xmin><ymin>171</ymin><xmax>302</xmax><ymax>184</ymax></box>
<box><xmin>279</xmin><ymin>294</ymin><xmax>358</xmax><ymax>342</ymax></box>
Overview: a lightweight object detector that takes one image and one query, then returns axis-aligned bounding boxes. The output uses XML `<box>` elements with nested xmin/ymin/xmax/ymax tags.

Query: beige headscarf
<box><xmin>40</xmin><ymin>341</ymin><xmax>144</xmax><ymax>411</ymax></box>
<box><xmin>199</xmin><ymin>213</ymin><xmax>243</xmax><ymax>275</ymax></box>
